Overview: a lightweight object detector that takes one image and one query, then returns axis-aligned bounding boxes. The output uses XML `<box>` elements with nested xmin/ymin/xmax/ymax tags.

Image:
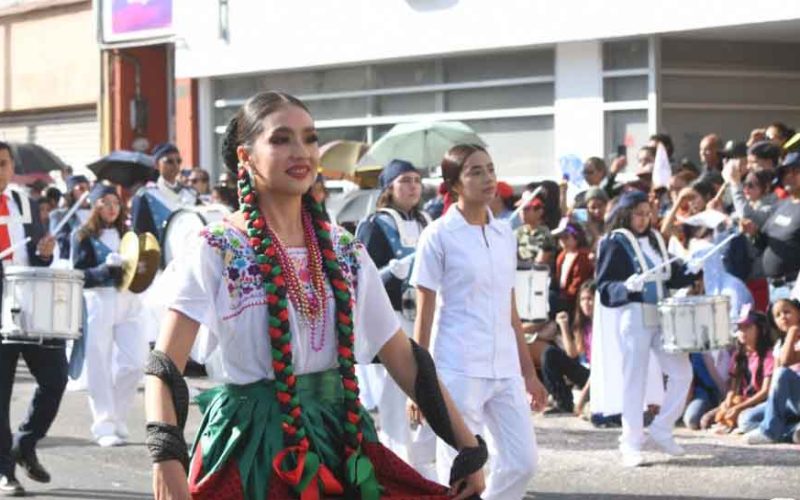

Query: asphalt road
<box><xmin>6</xmin><ymin>366</ymin><xmax>799</xmax><ymax>500</ymax></box>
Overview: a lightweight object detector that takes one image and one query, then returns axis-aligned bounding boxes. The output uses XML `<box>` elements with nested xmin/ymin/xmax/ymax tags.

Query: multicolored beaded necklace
<box><xmin>237</xmin><ymin>166</ymin><xmax>367</xmax><ymax>495</ymax></box>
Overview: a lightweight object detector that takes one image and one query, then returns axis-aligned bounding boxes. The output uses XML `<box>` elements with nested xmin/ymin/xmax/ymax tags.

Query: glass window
<box><xmin>662</xmin><ymin>75</ymin><xmax>800</xmax><ymax>106</ymax></box>
<box><xmin>603</xmin><ymin>76</ymin><xmax>648</xmax><ymax>102</ymax></box>
<box><xmin>443</xmin><ymin>50</ymin><xmax>554</xmax><ymax>82</ymax></box>
<box><xmin>465</xmin><ymin>116</ymin><xmax>555</xmax><ymax>177</ymax></box>
<box><xmin>317</xmin><ymin>127</ymin><xmax>368</xmax><ymax>145</ymax></box>
<box><xmin>376</xmin><ymin>93</ymin><xmax>437</xmax><ymax>116</ymax></box>
<box><xmin>446</xmin><ymin>84</ymin><xmax>554</xmax><ymax>111</ymax></box>
<box><xmin>307</xmin><ymin>98</ymin><xmax>369</xmax><ymax>120</ymax></box>
<box><xmin>661</xmin><ymin>39</ymin><xmax>800</xmax><ymax>72</ymax></box>
<box><xmin>604</xmin><ymin>110</ymin><xmax>649</xmax><ymax>165</ymax></box>
<box><xmin>373</xmin><ymin>61</ymin><xmax>439</xmax><ymax>88</ymax></box>
<box><xmin>603</xmin><ymin>39</ymin><xmax>649</xmax><ymax>71</ymax></box>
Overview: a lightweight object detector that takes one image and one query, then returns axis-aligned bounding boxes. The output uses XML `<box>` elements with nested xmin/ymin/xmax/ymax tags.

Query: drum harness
<box><xmin>612</xmin><ymin>229</ymin><xmax>671</xmax><ymax>327</ymax></box>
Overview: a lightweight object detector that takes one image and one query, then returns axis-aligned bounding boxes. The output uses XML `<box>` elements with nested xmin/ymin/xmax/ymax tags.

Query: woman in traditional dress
<box><xmin>145</xmin><ymin>91</ymin><xmax>485</xmax><ymax>499</ymax></box>
<box><xmin>355</xmin><ymin>158</ymin><xmax>436</xmax><ymax>478</ymax></box>
<box><xmin>74</xmin><ymin>182</ymin><xmax>147</xmax><ymax>447</ymax></box>
<box><xmin>410</xmin><ymin>144</ymin><xmax>547</xmax><ymax>500</ymax></box>
<box><xmin>592</xmin><ymin>190</ymin><xmax>700</xmax><ymax>467</ymax></box>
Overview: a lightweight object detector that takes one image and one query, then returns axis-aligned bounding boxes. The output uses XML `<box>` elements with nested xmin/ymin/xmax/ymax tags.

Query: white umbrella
<box><xmin>359</xmin><ymin>121</ymin><xmax>486</xmax><ymax>169</ymax></box>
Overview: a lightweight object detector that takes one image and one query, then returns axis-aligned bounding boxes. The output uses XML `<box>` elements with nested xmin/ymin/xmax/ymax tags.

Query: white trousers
<box><xmin>84</xmin><ymin>288</ymin><xmax>148</xmax><ymax>439</ymax></box>
<box><xmin>436</xmin><ymin>369</ymin><xmax>537</xmax><ymax>500</ymax></box>
<box><xmin>619</xmin><ymin>306</ymin><xmax>692</xmax><ymax>451</ymax></box>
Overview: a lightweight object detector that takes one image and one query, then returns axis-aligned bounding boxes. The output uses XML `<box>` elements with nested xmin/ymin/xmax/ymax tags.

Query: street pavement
<box><xmin>6</xmin><ymin>365</ymin><xmax>799</xmax><ymax>499</ymax></box>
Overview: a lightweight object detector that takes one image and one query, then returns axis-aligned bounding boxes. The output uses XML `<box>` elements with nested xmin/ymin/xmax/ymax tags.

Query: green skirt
<box><xmin>187</xmin><ymin>370</ymin><xmax>448</xmax><ymax>500</ymax></box>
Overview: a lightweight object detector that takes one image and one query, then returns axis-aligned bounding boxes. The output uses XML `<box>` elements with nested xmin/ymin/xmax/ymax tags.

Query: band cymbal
<box><xmin>119</xmin><ymin>231</ymin><xmax>161</xmax><ymax>293</ymax></box>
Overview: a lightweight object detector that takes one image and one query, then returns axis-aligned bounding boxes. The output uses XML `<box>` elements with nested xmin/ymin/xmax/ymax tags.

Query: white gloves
<box><xmin>624</xmin><ymin>274</ymin><xmax>645</xmax><ymax>293</ymax></box>
<box><xmin>685</xmin><ymin>258</ymin><xmax>704</xmax><ymax>275</ymax></box>
<box><xmin>105</xmin><ymin>252</ymin><xmax>124</xmax><ymax>268</ymax></box>
<box><xmin>387</xmin><ymin>258</ymin><xmax>412</xmax><ymax>280</ymax></box>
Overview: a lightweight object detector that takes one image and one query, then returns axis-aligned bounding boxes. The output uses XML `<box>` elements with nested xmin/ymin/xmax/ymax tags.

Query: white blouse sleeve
<box><xmin>353</xmin><ymin>244</ymin><xmax>400</xmax><ymax>364</ymax></box>
<box><xmin>169</xmin><ymin>231</ymin><xmax>223</xmax><ymax>333</ymax></box>
<box><xmin>409</xmin><ymin>224</ymin><xmax>443</xmax><ymax>292</ymax></box>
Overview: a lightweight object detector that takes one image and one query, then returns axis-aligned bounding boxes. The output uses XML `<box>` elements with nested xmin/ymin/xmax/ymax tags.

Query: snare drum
<box><xmin>515</xmin><ymin>264</ymin><xmax>550</xmax><ymax>323</ymax></box>
<box><xmin>1</xmin><ymin>266</ymin><xmax>84</xmax><ymax>342</ymax></box>
<box><xmin>658</xmin><ymin>295</ymin><xmax>731</xmax><ymax>353</ymax></box>
<box><xmin>161</xmin><ymin>205</ymin><xmax>229</xmax><ymax>267</ymax></box>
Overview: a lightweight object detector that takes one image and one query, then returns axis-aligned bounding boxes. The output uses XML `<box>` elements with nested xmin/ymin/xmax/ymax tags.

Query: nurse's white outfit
<box><xmin>411</xmin><ymin>207</ymin><xmax>537</xmax><ymax>500</ymax></box>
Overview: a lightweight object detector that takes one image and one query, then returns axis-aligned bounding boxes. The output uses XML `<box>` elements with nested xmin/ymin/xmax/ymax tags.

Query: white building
<box><xmin>170</xmin><ymin>0</ymin><xmax>800</xmax><ymax>179</ymax></box>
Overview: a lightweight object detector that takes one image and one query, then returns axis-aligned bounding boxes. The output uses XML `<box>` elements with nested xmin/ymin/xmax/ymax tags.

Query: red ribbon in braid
<box><xmin>236</xmin><ymin>167</ymin><xmax>369</xmax><ymax>498</ymax></box>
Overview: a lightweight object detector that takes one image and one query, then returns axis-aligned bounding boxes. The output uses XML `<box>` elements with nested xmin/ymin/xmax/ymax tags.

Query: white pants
<box><xmin>619</xmin><ymin>307</ymin><xmax>692</xmax><ymax>451</ymax></box>
<box><xmin>84</xmin><ymin>288</ymin><xmax>148</xmax><ymax>439</ymax></box>
<box><xmin>436</xmin><ymin>369</ymin><xmax>537</xmax><ymax>500</ymax></box>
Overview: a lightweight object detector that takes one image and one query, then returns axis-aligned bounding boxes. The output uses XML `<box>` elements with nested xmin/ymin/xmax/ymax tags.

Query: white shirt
<box><xmin>410</xmin><ymin>207</ymin><xmax>521</xmax><ymax>379</ymax></box>
<box><xmin>1</xmin><ymin>187</ymin><xmax>30</xmax><ymax>266</ymax></box>
<box><xmin>169</xmin><ymin>221</ymin><xmax>399</xmax><ymax>385</ymax></box>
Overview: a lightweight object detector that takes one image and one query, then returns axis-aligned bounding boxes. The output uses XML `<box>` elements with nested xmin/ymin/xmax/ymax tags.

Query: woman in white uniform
<box><xmin>411</xmin><ymin>143</ymin><xmax>547</xmax><ymax>500</ymax></box>
<box><xmin>593</xmin><ymin>190</ymin><xmax>700</xmax><ymax>467</ymax></box>
<box><xmin>355</xmin><ymin>158</ymin><xmax>435</xmax><ymax>478</ymax></box>
<box><xmin>74</xmin><ymin>182</ymin><xmax>147</xmax><ymax>446</ymax></box>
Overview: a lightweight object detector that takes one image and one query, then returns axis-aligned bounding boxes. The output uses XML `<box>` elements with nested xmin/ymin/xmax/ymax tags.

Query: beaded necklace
<box><xmin>237</xmin><ymin>166</ymin><xmax>365</xmax><ymax>492</ymax></box>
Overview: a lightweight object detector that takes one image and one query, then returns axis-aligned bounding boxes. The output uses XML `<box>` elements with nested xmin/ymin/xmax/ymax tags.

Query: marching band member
<box><xmin>592</xmin><ymin>190</ymin><xmax>701</xmax><ymax>467</ymax></box>
<box><xmin>0</xmin><ymin>142</ymin><xmax>59</xmax><ymax>497</ymax></box>
<box><xmin>49</xmin><ymin>174</ymin><xmax>91</xmax><ymax>260</ymax></box>
<box><xmin>73</xmin><ymin>182</ymin><xmax>147</xmax><ymax>447</ymax></box>
<box><xmin>411</xmin><ymin>143</ymin><xmax>547</xmax><ymax>499</ymax></box>
<box><xmin>355</xmin><ymin>158</ymin><xmax>435</xmax><ymax>478</ymax></box>
<box><xmin>145</xmin><ymin>92</ymin><xmax>485</xmax><ymax>499</ymax></box>
<box><xmin>130</xmin><ymin>143</ymin><xmax>197</xmax><ymax>242</ymax></box>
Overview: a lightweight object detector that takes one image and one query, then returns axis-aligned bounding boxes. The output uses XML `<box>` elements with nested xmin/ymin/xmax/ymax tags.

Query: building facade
<box><xmin>107</xmin><ymin>0</ymin><xmax>800</xmax><ymax>181</ymax></box>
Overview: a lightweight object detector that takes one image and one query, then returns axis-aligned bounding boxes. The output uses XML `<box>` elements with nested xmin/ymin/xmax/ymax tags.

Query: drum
<box><xmin>1</xmin><ymin>266</ymin><xmax>84</xmax><ymax>342</ymax></box>
<box><xmin>161</xmin><ymin>205</ymin><xmax>229</xmax><ymax>267</ymax></box>
<box><xmin>515</xmin><ymin>264</ymin><xmax>550</xmax><ymax>323</ymax></box>
<box><xmin>659</xmin><ymin>295</ymin><xmax>732</xmax><ymax>353</ymax></box>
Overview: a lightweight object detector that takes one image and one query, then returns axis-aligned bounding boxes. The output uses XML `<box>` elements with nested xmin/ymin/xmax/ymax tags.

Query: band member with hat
<box><xmin>130</xmin><ymin>143</ymin><xmax>197</xmax><ymax>242</ymax></box>
<box><xmin>73</xmin><ymin>182</ymin><xmax>147</xmax><ymax>448</ymax></box>
<box><xmin>0</xmin><ymin>142</ymin><xmax>59</xmax><ymax>497</ymax></box>
<box><xmin>355</xmin><ymin>158</ymin><xmax>435</xmax><ymax>478</ymax></box>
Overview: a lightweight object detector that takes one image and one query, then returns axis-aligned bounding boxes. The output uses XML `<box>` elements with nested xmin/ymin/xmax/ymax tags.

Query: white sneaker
<box><xmin>621</xmin><ymin>448</ymin><xmax>644</xmax><ymax>467</ymax></box>
<box><xmin>97</xmin><ymin>435</ymin><xmax>124</xmax><ymax>447</ymax></box>
<box><xmin>792</xmin><ymin>426</ymin><xmax>800</xmax><ymax>444</ymax></box>
<box><xmin>745</xmin><ymin>429</ymin><xmax>774</xmax><ymax>445</ymax></box>
<box><xmin>650</xmin><ymin>435</ymin><xmax>685</xmax><ymax>456</ymax></box>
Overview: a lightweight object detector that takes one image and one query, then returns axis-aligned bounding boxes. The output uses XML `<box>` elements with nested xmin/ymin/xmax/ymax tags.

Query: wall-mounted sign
<box><xmin>100</xmin><ymin>0</ymin><xmax>173</xmax><ymax>44</ymax></box>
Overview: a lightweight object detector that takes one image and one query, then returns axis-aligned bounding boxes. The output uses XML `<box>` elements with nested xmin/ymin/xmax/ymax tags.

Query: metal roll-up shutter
<box><xmin>0</xmin><ymin>108</ymin><xmax>100</xmax><ymax>171</ymax></box>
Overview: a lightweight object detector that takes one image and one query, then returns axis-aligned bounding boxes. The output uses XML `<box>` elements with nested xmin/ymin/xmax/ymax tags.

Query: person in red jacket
<box><xmin>554</xmin><ymin>220</ymin><xmax>594</xmax><ymax>315</ymax></box>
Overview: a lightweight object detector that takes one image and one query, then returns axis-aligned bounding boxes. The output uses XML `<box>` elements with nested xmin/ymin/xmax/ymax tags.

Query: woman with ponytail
<box><xmin>144</xmin><ymin>91</ymin><xmax>485</xmax><ymax>499</ymax></box>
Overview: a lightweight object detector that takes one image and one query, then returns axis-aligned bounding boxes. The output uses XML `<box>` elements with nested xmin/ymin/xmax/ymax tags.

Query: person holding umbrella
<box><xmin>130</xmin><ymin>143</ymin><xmax>197</xmax><ymax>242</ymax></box>
<box><xmin>0</xmin><ymin>142</ymin><xmax>60</xmax><ymax>497</ymax></box>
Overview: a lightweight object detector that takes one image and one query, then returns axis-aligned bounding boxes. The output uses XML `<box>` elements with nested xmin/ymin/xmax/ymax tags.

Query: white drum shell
<box><xmin>659</xmin><ymin>295</ymin><xmax>731</xmax><ymax>353</ymax></box>
<box><xmin>1</xmin><ymin>266</ymin><xmax>84</xmax><ymax>341</ymax></box>
<box><xmin>515</xmin><ymin>265</ymin><xmax>550</xmax><ymax>322</ymax></box>
<box><xmin>162</xmin><ymin>206</ymin><xmax>227</xmax><ymax>265</ymax></box>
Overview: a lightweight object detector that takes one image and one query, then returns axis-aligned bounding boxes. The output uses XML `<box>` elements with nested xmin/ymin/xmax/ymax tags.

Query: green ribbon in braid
<box><xmin>236</xmin><ymin>166</ymin><xmax>379</xmax><ymax>499</ymax></box>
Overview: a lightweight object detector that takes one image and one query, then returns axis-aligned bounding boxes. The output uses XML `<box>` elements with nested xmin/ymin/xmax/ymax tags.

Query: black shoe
<box><xmin>12</xmin><ymin>449</ymin><xmax>49</xmax><ymax>484</ymax></box>
<box><xmin>0</xmin><ymin>474</ymin><xmax>24</xmax><ymax>497</ymax></box>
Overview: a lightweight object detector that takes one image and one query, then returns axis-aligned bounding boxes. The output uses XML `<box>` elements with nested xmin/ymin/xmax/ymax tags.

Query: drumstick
<box><xmin>0</xmin><ymin>237</ymin><xmax>30</xmax><ymax>261</ymax></box>
<box><xmin>50</xmin><ymin>191</ymin><xmax>90</xmax><ymax>237</ymax></box>
<box><xmin>635</xmin><ymin>230</ymin><xmax>739</xmax><ymax>281</ymax></box>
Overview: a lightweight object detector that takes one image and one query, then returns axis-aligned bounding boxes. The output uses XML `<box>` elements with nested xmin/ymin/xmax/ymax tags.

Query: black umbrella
<box><xmin>88</xmin><ymin>150</ymin><xmax>157</xmax><ymax>188</ymax></box>
<box><xmin>9</xmin><ymin>142</ymin><xmax>67</xmax><ymax>175</ymax></box>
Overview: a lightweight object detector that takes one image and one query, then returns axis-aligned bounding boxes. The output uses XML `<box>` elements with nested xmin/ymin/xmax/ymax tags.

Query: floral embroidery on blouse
<box><xmin>200</xmin><ymin>221</ymin><xmax>362</xmax><ymax>320</ymax></box>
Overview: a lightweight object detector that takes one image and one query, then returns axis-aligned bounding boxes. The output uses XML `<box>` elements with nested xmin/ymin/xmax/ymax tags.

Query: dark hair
<box><xmin>639</xmin><ymin>145</ymin><xmax>657</xmax><ymax>159</ymax></box>
<box><xmin>673</xmin><ymin>169</ymin><xmax>699</xmax><ymax>187</ymax></box>
<box><xmin>584</xmin><ymin>157</ymin><xmax>607</xmax><ymax>174</ymax></box>
<box><xmin>690</xmin><ymin>179</ymin><xmax>715</xmax><ymax>201</ymax></box>
<box><xmin>606</xmin><ymin>198</ymin><xmax>659</xmax><ymax>248</ymax></box>
<box><xmin>768</xmin><ymin>121</ymin><xmax>795</xmax><ymax>143</ymax></box>
<box><xmin>77</xmin><ymin>191</ymin><xmax>127</xmax><ymax>243</ymax></box>
<box><xmin>745</xmin><ymin>169</ymin><xmax>773</xmax><ymax>193</ymax></box>
<box><xmin>212</xmin><ymin>185</ymin><xmax>239</xmax><ymax>211</ymax></box>
<box><xmin>733</xmin><ymin>313</ymin><xmax>773</xmax><ymax>397</ymax></box>
<box><xmin>572</xmin><ymin>280</ymin><xmax>596</xmax><ymax>356</ymax></box>
<box><xmin>440</xmin><ymin>143</ymin><xmax>488</xmax><ymax>198</ymax></box>
<box><xmin>220</xmin><ymin>91</ymin><xmax>311</xmax><ymax>174</ymax></box>
<box><xmin>676</xmin><ymin>158</ymin><xmax>700</xmax><ymax>177</ymax></box>
<box><xmin>0</xmin><ymin>141</ymin><xmax>13</xmax><ymax>160</ymax></box>
<box><xmin>769</xmin><ymin>298</ymin><xmax>800</xmax><ymax>340</ymax></box>
<box><xmin>45</xmin><ymin>187</ymin><xmax>62</xmax><ymax>206</ymax></box>
<box><xmin>649</xmin><ymin>133</ymin><xmax>674</xmax><ymax>159</ymax></box>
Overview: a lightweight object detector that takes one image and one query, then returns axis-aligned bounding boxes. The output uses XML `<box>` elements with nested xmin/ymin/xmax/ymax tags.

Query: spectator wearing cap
<box><xmin>751</xmin><ymin>151</ymin><xmax>800</xmax><ymax>281</ymax></box>
<box><xmin>50</xmin><ymin>174</ymin><xmax>92</xmax><ymax>259</ymax></box>
<box><xmin>699</xmin><ymin>133</ymin><xmax>723</xmax><ymax>173</ymax></box>
<box><xmin>489</xmin><ymin>181</ymin><xmax>516</xmax><ymax>220</ymax></box>
<box><xmin>129</xmin><ymin>142</ymin><xmax>197</xmax><ymax>241</ymax></box>
<box><xmin>515</xmin><ymin>195</ymin><xmax>557</xmax><ymax>270</ymax></box>
<box><xmin>553</xmin><ymin>220</ymin><xmax>594</xmax><ymax>315</ymax></box>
